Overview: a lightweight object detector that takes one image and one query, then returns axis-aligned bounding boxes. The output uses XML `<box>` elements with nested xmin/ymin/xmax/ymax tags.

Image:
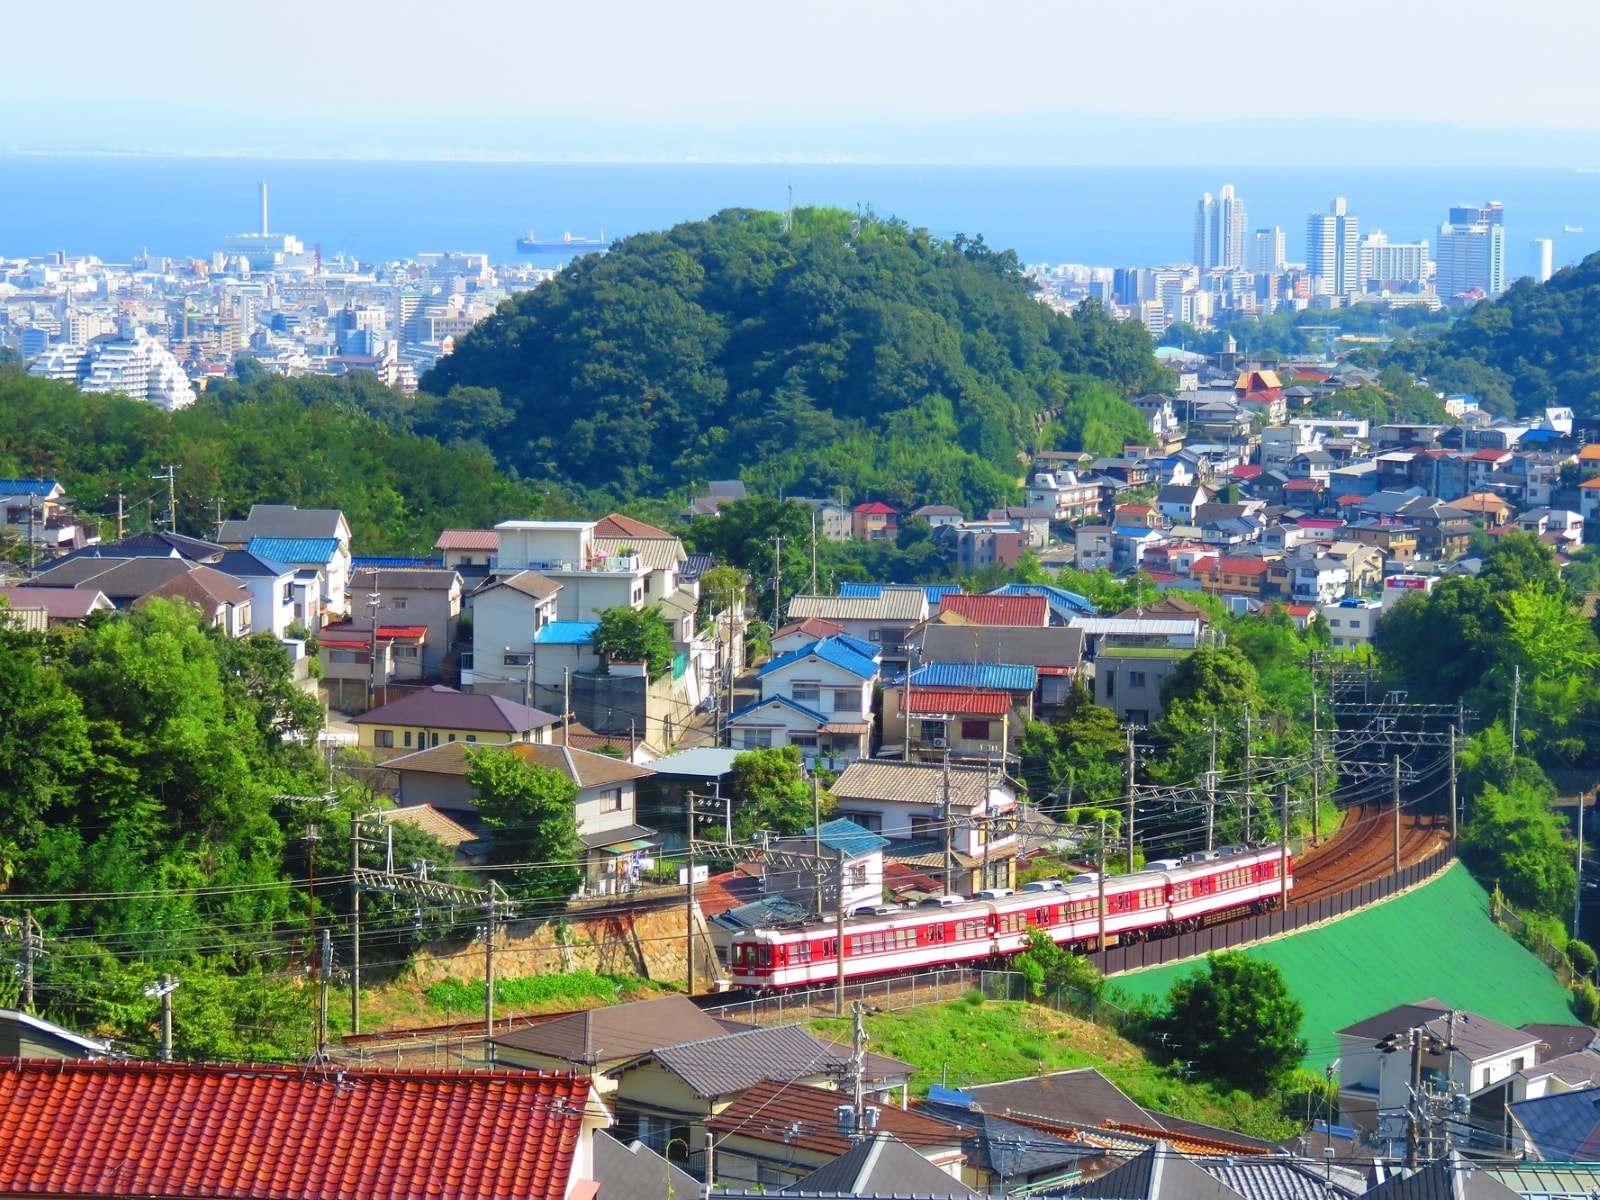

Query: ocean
<box><xmin>3</xmin><ymin>156</ymin><xmax>1599</xmax><ymax>271</ymax></box>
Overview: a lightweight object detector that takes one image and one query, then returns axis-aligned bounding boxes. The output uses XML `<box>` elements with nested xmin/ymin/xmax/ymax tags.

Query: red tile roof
<box><xmin>901</xmin><ymin>687</ymin><xmax>1012</xmax><ymax>716</ymax></box>
<box><xmin>936</xmin><ymin>594</ymin><xmax>1049</xmax><ymax>626</ymax></box>
<box><xmin>1231</xmin><ymin>465</ymin><xmax>1264</xmax><ymax>480</ymax></box>
<box><xmin>708</xmin><ymin>1080</ymin><xmax>960</xmax><ymax>1156</ymax></box>
<box><xmin>1282</xmin><ymin>478</ymin><xmax>1323</xmax><ymax>490</ymax></box>
<box><xmin>853</xmin><ymin>501</ymin><xmax>898</xmax><ymax>515</ymax></box>
<box><xmin>0</xmin><ymin>1059</ymin><xmax>597</xmax><ymax>1200</ymax></box>
<box><xmin>1210</xmin><ymin>557</ymin><xmax>1270</xmax><ymax>576</ymax></box>
<box><xmin>773</xmin><ymin>617</ymin><xmax>847</xmax><ymax>641</ymax></box>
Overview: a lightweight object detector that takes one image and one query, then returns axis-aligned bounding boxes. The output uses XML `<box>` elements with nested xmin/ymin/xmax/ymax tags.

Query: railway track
<box><xmin>1292</xmin><ymin>801</ymin><xmax>1448</xmax><ymax>907</ymax></box>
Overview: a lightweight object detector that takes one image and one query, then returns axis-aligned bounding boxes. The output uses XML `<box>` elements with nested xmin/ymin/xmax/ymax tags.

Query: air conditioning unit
<box><xmin>932</xmin><ymin>737</ymin><xmax>949</xmax><ymax>749</ymax></box>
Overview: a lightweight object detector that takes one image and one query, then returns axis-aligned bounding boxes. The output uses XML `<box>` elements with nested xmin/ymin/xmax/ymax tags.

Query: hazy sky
<box><xmin>13</xmin><ymin>0</ymin><xmax>1600</xmax><ymax>130</ymax></box>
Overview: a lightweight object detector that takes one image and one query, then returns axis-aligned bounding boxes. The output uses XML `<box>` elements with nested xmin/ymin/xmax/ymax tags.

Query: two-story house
<box><xmin>216</xmin><ymin>549</ymin><xmax>299</xmax><ymax>638</ymax></box>
<box><xmin>830</xmin><ymin>760</ymin><xmax>1021</xmax><ymax>894</ymax></box>
<box><xmin>219</xmin><ymin>505</ymin><xmax>351</xmax><ymax>618</ymax></box>
<box><xmin>338</xmin><ymin>566</ymin><xmax>463</xmax><ymax>679</ymax></box>
<box><xmin>1338</xmin><ymin>1001</ymin><xmax>1543</xmax><ymax>1160</ymax></box>
<box><xmin>852</xmin><ymin>501</ymin><xmax>899</xmax><ymax>541</ymax></box>
<box><xmin>349</xmin><ymin>684</ymin><xmax>559</xmax><ymax>759</ymax></box>
<box><xmin>385</xmin><ymin>738</ymin><xmax>656</xmax><ymax>891</ymax></box>
<box><xmin>493</xmin><ymin>520</ymin><xmax>649</xmax><ymax>623</ymax></box>
<box><xmin>728</xmin><ymin>635</ymin><xmax>878</xmax><ymax>764</ymax></box>
<box><xmin>1026</xmin><ymin>471</ymin><xmax>1104</xmax><ymax>525</ymax></box>
<box><xmin>785</xmin><ymin>589</ymin><xmax>929</xmax><ymax>662</ymax></box>
<box><xmin>465</xmin><ymin>571</ymin><xmax>564</xmax><ymax>700</ymax></box>
<box><xmin>1192</xmin><ymin>555</ymin><xmax>1270</xmax><ymax>600</ymax></box>
<box><xmin>1075</xmin><ymin>525</ymin><xmax>1114</xmax><ymax>571</ymax></box>
<box><xmin>1156</xmin><ymin>484</ymin><xmax>1212</xmax><ymax>527</ymax></box>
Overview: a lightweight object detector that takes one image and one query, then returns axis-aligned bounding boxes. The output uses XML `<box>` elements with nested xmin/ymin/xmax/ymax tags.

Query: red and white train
<box><xmin>728</xmin><ymin>843</ymin><xmax>1292</xmax><ymax>989</ymax></box>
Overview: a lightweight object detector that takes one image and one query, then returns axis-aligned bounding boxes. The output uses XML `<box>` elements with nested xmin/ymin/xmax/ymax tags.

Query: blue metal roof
<box><xmin>533</xmin><ymin>621</ymin><xmax>599</xmax><ymax>646</ymax></box>
<box><xmin>247</xmin><ymin>536</ymin><xmax>341</xmax><ymax>564</ymax></box>
<box><xmin>840</xmin><ymin>582</ymin><xmax>960</xmax><ymax>604</ymax></box>
<box><xmin>729</xmin><ymin>695</ymin><xmax>828</xmax><ymax>725</ymax></box>
<box><xmin>757</xmin><ymin>635</ymin><xmax>878</xmax><ymax>681</ymax></box>
<box><xmin>907</xmin><ymin>662</ymin><xmax>1038</xmax><ymax>691</ymax></box>
<box><xmin>832</xmin><ymin>633</ymin><xmax>879</xmax><ymax>661</ymax></box>
<box><xmin>808</xmin><ymin>817</ymin><xmax>889</xmax><ymax>857</ymax></box>
<box><xmin>989</xmin><ymin>582</ymin><xmax>1097</xmax><ymax>615</ymax></box>
<box><xmin>0</xmin><ymin>478</ymin><xmax>59</xmax><ymax>495</ymax></box>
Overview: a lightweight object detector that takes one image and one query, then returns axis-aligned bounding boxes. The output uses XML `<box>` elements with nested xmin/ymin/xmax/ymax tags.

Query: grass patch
<box><xmin>814</xmin><ymin>998</ymin><xmax>1301</xmax><ymax>1141</ymax></box>
<box><xmin>423</xmin><ymin>971</ymin><xmax>657</xmax><ymax>1014</ymax></box>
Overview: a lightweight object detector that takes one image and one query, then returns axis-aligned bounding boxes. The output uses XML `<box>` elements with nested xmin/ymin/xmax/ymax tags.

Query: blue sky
<box><xmin>7</xmin><ymin>0</ymin><xmax>1600</xmax><ymax>160</ymax></box>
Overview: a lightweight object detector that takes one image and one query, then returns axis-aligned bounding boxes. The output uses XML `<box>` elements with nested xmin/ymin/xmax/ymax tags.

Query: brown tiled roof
<box><xmin>472</xmin><ymin>571</ymin><xmax>562</xmax><ymax>601</ymax></box>
<box><xmin>773</xmin><ymin>617</ymin><xmax>847</xmax><ymax>641</ymax></box>
<box><xmin>591</xmin><ymin>537</ymin><xmax>684</xmax><ymax>572</ymax></box>
<box><xmin>384</xmin><ymin>738</ymin><xmax>652</xmax><ymax>788</ymax></box>
<box><xmin>134</xmin><ymin>565</ymin><xmax>251</xmax><ymax>608</ymax></box>
<box><xmin>434</xmin><ymin>529</ymin><xmax>499</xmax><ymax>552</ymax></box>
<box><xmin>0</xmin><ymin>586</ymin><xmax>112</xmax><ymax>619</ymax></box>
<box><xmin>0</xmin><ymin>1059</ymin><xmax>595</xmax><ymax>1200</ymax></box>
<box><xmin>349</xmin><ymin>685</ymin><xmax>558</xmax><ymax>733</ymax></box>
<box><xmin>492</xmin><ymin>995</ymin><xmax>727</xmax><ymax>1066</ymax></box>
<box><xmin>351</xmin><ymin>566</ymin><xmax>461</xmax><ymax>591</ymax></box>
<box><xmin>379</xmin><ymin>804</ymin><xmax>480</xmax><ymax>848</ymax></box>
<box><xmin>936</xmin><ymin>594</ymin><xmax>1049</xmax><ymax>626</ymax></box>
<box><xmin>592</xmin><ymin>513</ymin><xmax>674</xmax><ymax>540</ymax></box>
<box><xmin>708</xmin><ymin>1080</ymin><xmax>962</xmax><ymax>1155</ymax></box>
<box><xmin>651</xmin><ymin>1024</ymin><xmax>911</xmax><ymax>1098</ymax></box>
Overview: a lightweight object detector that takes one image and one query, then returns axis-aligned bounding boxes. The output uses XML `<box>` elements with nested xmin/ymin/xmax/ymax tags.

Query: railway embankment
<box><xmin>1107</xmin><ymin>861</ymin><xmax>1575</xmax><ymax>1071</ymax></box>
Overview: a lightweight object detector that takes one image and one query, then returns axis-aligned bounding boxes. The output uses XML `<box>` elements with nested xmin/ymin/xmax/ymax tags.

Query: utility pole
<box><xmin>144</xmin><ymin>975</ymin><xmax>179</xmax><ymax>1063</ymax></box>
<box><xmin>941</xmin><ymin>747</ymin><xmax>954</xmax><ymax>895</ymax></box>
<box><xmin>365</xmin><ymin>591</ymin><xmax>382</xmax><ymax>708</ymax></box>
<box><xmin>304</xmin><ymin>818</ymin><xmax>321</xmax><ymax>983</ymax></box>
<box><xmin>1406</xmin><ymin>1030</ymin><xmax>1425</xmax><ymax>1170</ymax></box>
<box><xmin>1393</xmin><ymin>755</ymin><xmax>1402</xmax><ymax>874</ymax></box>
<box><xmin>810</xmin><ymin>510</ymin><xmax>818</xmax><ymax>596</ymax></box>
<box><xmin>813</xmin><ymin>776</ymin><xmax>825</xmax><ymax>916</ymax></box>
<box><xmin>483</xmin><ymin>885</ymin><xmax>502</xmax><ymax>1051</ymax></box>
<box><xmin>27</xmin><ymin>494</ymin><xmax>36</xmax><ymax>572</ymax></box>
<box><xmin>1448</xmin><ymin>723</ymin><xmax>1458</xmax><ymax>849</ymax></box>
<box><xmin>1124</xmin><ymin>726</ymin><xmax>1137</xmax><ymax>872</ymax></box>
<box><xmin>770</xmin><ymin>535</ymin><xmax>784</xmax><ymax>630</ymax></box>
<box><xmin>850</xmin><ymin>1000</ymin><xmax>868</xmax><ymax>1139</ymax></box>
<box><xmin>315</xmin><ymin>928</ymin><xmax>332</xmax><ymax>1063</ymax></box>
<box><xmin>1096</xmin><ymin>816</ymin><xmax>1108</xmax><ymax>952</ymax></box>
<box><xmin>20</xmin><ymin>910</ymin><xmax>41</xmax><ymax>1013</ymax></box>
<box><xmin>1310</xmin><ymin>655</ymin><xmax>1322</xmax><ymax>845</ymax></box>
<box><xmin>1577</xmin><ymin>790</ymin><xmax>1588</xmax><ymax>943</ymax></box>
<box><xmin>1205</xmin><ymin>717</ymin><xmax>1218</xmax><ymax>852</ymax></box>
<box><xmin>350</xmin><ymin>815</ymin><xmax>363</xmax><ymax>1036</ymax></box>
<box><xmin>1243</xmin><ymin>700</ymin><xmax>1254</xmax><ymax>844</ymax></box>
<box><xmin>1279</xmin><ymin>784</ymin><xmax>1290</xmax><ymax>910</ymax></box>
<box><xmin>834</xmin><ymin>847</ymin><xmax>847</xmax><ymax>1016</ymax></box>
<box><xmin>152</xmin><ymin>464</ymin><xmax>178</xmax><ymax>534</ymax></box>
<box><xmin>563</xmin><ymin>667</ymin><xmax>572</xmax><ymax>746</ymax></box>
<box><xmin>1510</xmin><ymin>664</ymin><xmax>1521</xmax><ymax>759</ymax></box>
<box><xmin>686</xmin><ymin>796</ymin><xmax>698</xmax><ymax>996</ymax></box>
<box><xmin>115</xmin><ymin>490</ymin><xmax>125</xmax><ymax>541</ymax></box>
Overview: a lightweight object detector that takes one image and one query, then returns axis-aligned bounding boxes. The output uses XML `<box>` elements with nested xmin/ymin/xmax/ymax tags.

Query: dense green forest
<box><xmin>0</xmin><ymin>372</ymin><xmax>550</xmax><ymax>554</ymax></box>
<box><xmin>423</xmin><ymin>207</ymin><xmax>1169</xmax><ymax>512</ymax></box>
<box><xmin>0</xmin><ymin>602</ymin><xmax>458</xmax><ymax>1059</ymax></box>
<box><xmin>1384</xmin><ymin>251</ymin><xmax>1600</xmax><ymax>418</ymax></box>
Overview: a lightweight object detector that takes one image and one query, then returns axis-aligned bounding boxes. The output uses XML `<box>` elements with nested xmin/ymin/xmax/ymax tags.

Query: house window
<box><xmin>603</xmin><ymin>788</ymin><xmax>624</xmax><ymax>812</ymax></box>
<box><xmin>791</xmin><ymin>734</ymin><xmax>819</xmax><ymax>749</ymax></box>
<box><xmin>448</xmin><ymin>733</ymin><xmax>456</xmax><ymax>742</ymax></box>
<box><xmin>404</xmin><ymin>731</ymin><xmax>413</xmax><ymax>747</ymax></box>
<box><xmin>374</xmin><ymin>729</ymin><xmax>394</xmax><ymax>748</ymax></box>
<box><xmin>839</xmin><ymin>811</ymin><xmax>882</xmax><ymax>832</ymax></box>
<box><xmin>391</xmin><ymin>598</ymin><xmax>408</xmax><ymax>611</ymax></box>
<box><xmin>430</xmin><ymin>732</ymin><xmax>440</xmax><ymax>748</ymax></box>
<box><xmin>919</xmin><ymin>719</ymin><xmax>947</xmax><ymax>744</ymax></box>
<box><xmin>281</xmin><ymin>581</ymin><xmax>294</xmax><ymax>603</ymax></box>
<box><xmin>961</xmin><ymin>719</ymin><xmax>991</xmax><ymax>741</ymax></box>
<box><xmin>465</xmin><ymin>735</ymin><xmax>476</xmax><ymax>743</ymax></box>
<box><xmin>791</xmin><ymin>681</ymin><xmax>821</xmax><ymax>704</ymax></box>
<box><xmin>504</xmin><ymin>652</ymin><xmax>532</xmax><ymax>666</ymax></box>
<box><xmin>327</xmin><ymin>649</ymin><xmax>359</xmax><ymax>664</ymax></box>
<box><xmin>832</xmin><ymin>689</ymin><xmax>859</xmax><ymax>713</ymax></box>
<box><xmin>396</xmin><ymin>646</ymin><xmax>419</xmax><ymax>660</ymax></box>
<box><xmin>1129</xmin><ymin>671</ymin><xmax>1147</xmax><ymax>688</ymax></box>
<box><xmin>742</xmin><ymin>729</ymin><xmax>773</xmax><ymax>750</ymax></box>
<box><xmin>910</xmin><ymin>815</ymin><xmax>935</xmax><ymax>838</ymax></box>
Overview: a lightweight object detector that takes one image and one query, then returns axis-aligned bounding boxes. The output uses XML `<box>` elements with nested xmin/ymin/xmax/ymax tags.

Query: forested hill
<box><xmin>424</xmin><ymin>207</ymin><xmax>1169</xmax><ymax>512</ymax></box>
<box><xmin>1385</xmin><ymin>251</ymin><xmax>1600</xmax><ymax>419</ymax></box>
<box><xmin>0</xmin><ymin>372</ymin><xmax>547</xmax><ymax>554</ymax></box>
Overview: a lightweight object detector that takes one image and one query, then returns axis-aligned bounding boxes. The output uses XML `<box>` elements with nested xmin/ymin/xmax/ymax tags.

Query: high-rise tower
<box><xmin>1306</xmin><ymin>198</ymin><xmax>1360</xmax><ymax>296</ymax></box>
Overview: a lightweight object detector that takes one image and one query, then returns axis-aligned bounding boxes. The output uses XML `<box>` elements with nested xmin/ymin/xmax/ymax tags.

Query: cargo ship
<box><xmin>516</xmin><ymin>231</ymin><xmax>611</xmax><ymax>255</ymax></box>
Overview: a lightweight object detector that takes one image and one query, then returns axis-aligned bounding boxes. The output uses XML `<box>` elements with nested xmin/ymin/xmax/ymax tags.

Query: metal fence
<box><xmin>1085</xmin><ymin>845</ymin><xmax>1455</xmax><ymax>976</ymax></box>
<box><xmin>700</xmin><ymin>967</ymin><xmax>983</xmax><ymax>1025</ymax></box>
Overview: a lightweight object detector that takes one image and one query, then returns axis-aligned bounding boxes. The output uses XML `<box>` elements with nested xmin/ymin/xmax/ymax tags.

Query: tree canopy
<box><xmin>423</xmin><ymin>207</ymin><xmax>1168</xmax><ymax>512</ymax></box>
<box><xmin>463</xmin><ymin>746</ymin><xmax>582</xmax><ymax>899</ymax></box>
<box><xmin>1150</xmin><ymin>951</ymin><xmax>1307</xmax><ymax>1094</ymax></box>
<box><xmin>593</xmin><ymin>606</ymin><xmax>676</xmax><ymax>682</ymax></box>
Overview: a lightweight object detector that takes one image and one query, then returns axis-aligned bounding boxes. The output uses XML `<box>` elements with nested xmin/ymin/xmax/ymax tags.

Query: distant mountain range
<box><xmin>9</xmin><ymin>101</ymin><xmax>1600</xmax><ymax>168</ymax></box>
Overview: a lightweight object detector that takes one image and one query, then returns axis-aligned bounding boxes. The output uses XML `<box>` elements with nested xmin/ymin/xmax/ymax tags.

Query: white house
<box><xmin>494</xmin><ymin>520</ymin><xmax>649</xmax><ymax>623</ymax></box>
<box><xmin>763</xmin><ymin>819</ymin><xmax>887</xmax><ymax>915</ymax></box>
<box><xmin>1075</xmin><ymin>525</ymin><xmax>1113</xmax><ymax>571</ymax></box>
<box><xmin>219</xmin><ymin>505</ymin><xmax>352</xmax><ymax>618</ymax></box>
<box><xmin>1320</xmin><ymin>597</ymin><xmax>1383</xmax><ymax>649</ymax></box>
<box><xmin>1155</xmin><ymin>483</ymin><xmax>1212</xmax><ymax>527</ymax></box>
<box><xmin>728</xmin><ymin>636</ymin><xmax>878</xmax><ymax>764</ymax></box>
<box><xmin>465</xmin><ymin>571</ymin><xmax>563</xmax><ymax>700</ymax></box>
<box><xmin>217</xmin><ymin>549</ymin><xmax>299</xmax><ymax>638</ymax></box>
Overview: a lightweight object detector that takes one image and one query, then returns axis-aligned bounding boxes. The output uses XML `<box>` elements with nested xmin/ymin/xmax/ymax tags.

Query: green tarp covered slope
<box><xmin>1111</xmin><ymin>862</ymin><xmax>1577</xmax><ymax>1070</ymax></box>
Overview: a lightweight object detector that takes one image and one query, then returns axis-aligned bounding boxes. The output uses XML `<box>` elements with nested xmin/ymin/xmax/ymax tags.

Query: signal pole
<box><xmin>1124</xmin><ymin>726</ymin><xmax>1136</xmax><ymax>872</ymax></box>
<box><xmin>1393</xmin><ymin>755</ymin><xmax>1402</xmax><ymax>873</ymax></box>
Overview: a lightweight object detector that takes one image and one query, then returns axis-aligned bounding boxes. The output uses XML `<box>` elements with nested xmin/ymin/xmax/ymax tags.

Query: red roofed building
<box><xmin>1194</xmin><ymin>555</ymin><xmax>1270</xmax><ymax>599</ymax></box>
<box><xmin>900</xmin><ymin>687</ymin><xmax>1015</xmax><ymax>759</ymax></box>
<box><xmin>851</xmin><ymin>501</ymin><xmax>899</xmax><ymax>542</ymax></box>
<box><xmin>0</xmin><ymin>1059</ymin><xmax>608</xmax><ymax>1200</ymax></box>
<box><xmin>935</xmin><ymin>593</ymin><xmax>1049</xmax><ymax>627</ymax></box>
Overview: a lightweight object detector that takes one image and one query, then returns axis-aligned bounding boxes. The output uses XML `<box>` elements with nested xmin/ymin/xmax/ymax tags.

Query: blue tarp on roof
<box><xmin>533</xmin><ymin>621</ymin><xmax>599</xmax><ymax>645</ymax></box>
<box><xmin>906</xmin><ymin>662</ymin><xmax>1038</xmax><ymax>691</ymax></box>
<box><xmin>758</xmin><ymin>635</ymin><xmax>878</xmax><ymax>680</ymax></box>
<box><xmin>247</xmin><ymin>536</ymin><xmax>341</xmax><ymax>564</ymax></box>
<box><xmin>807</xmin><ymin>817</ymin><xmax>889</xmax><ymax>857</ymax></box>
<box><xmin>989</xmin><ymin>582</ymin><xmax>1097</xmax><ymax>616</ymax></box>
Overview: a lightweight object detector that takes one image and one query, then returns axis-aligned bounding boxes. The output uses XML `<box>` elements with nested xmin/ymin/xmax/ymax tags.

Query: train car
<box><xmin>727</xmin><ymin>843</ymin><xmax>1292</xmax><ymax>990</ymax></box>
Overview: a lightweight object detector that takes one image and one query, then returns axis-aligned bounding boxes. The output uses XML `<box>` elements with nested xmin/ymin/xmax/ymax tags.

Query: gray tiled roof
<box><xmin>1509</xmin><ymin>1087</ymin><xmax>1600</xmax><ymax>1161</ymax></box>
<box><xmin>831</xmin><ymin>761</ymin><xmax>1009</xmax><ymax>809</ymax></box>
<box><xmin>1363</xmin><ymin>1154</ymin><xmax>1522</xmax><ymax>1200</ymax></box>
<box><xmin>787</xmin><ymin>591</ymin><xmax>929</xmax><ymax>623</ymax></box>
<box><xmin>786</xmin><ymin>1134</ymin><xmax>977</xmax><ymax>1198</ymax></box>
<box><xmin>592</xmin><ymin>1132</ymin><xmax>701</xmax><ymax>1200</ymax></box>
<box><xmin>1200</xmin><ymin>1158</ymin><xmax>1366</xmax><ymax>1200</ymax></box>
<box><xmin>915</xmin><ymin>1101</ymin><xmax>1089</xmax><ymax>1179</ymax></box>
<box><xmin>652</xmin><ymin>1023</ymin><xmax>910</xmax><ymax>1098</ymax></box>
<box><xmin>1070</xmin><ymin>1142</ymin><xmax>1246</xmax><ymax>1200</ymax></box>
<box><xmin>218</xmin><ymin>504</ymin><xmax>346</xmax><ymax>542</ymax></box>
<box><xmin>491</xmin><ymin>994</ymin><xmax>725</xmax><ymax>1065</ymax></box>
<box><xmin>964</xmin><ymin>1067</ymin><xmax>1150</xmax><ymax>1129</ymax></box>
